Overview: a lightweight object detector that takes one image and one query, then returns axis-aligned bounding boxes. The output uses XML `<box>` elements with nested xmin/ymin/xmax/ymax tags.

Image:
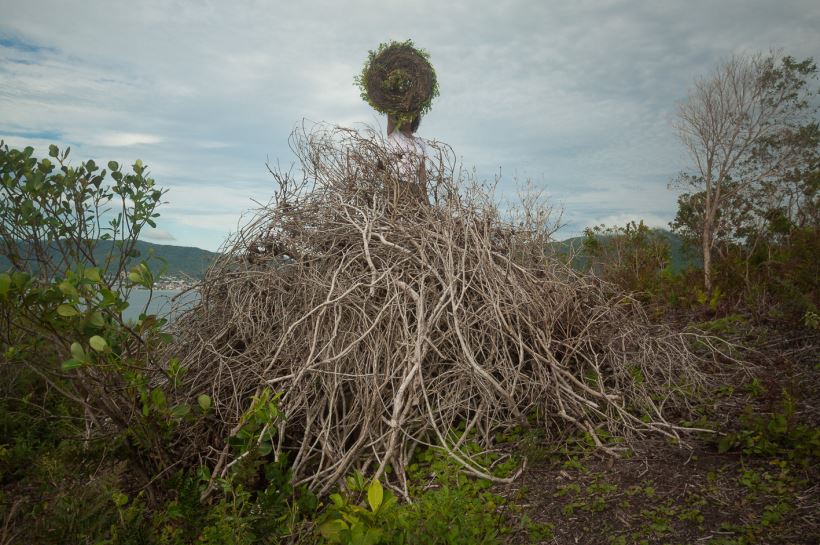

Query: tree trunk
<box><xmin>702</xmin><ymin>223</ymin><xmax>713</xmax><ymax>292</ymax></box>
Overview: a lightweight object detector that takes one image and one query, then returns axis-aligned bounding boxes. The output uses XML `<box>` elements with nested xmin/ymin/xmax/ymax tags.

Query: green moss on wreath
<box><xmin>355</xmin><ymin>39</ymin><xmax>439</xmax><ymax>128</ymax></box>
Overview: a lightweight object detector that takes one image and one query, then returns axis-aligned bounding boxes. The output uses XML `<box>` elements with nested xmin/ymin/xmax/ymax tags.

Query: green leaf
<box><xmin>150</xmin><ymin>388</ymin><xmax>167</xmax><ymax>410</ymax></box>
<box><xmin>768</xmin><ymin>414</ymin><xmax>788</xmax><ymax>434</ymax></box>
<box><xmin>12</xmin><ymin>272</ymin><xmax>29</xmax><ymax>290</ymax></box>
<box><xmin>107</xmin><ymin>160</ymin><xmax>119</xmax><ymax>171</ymax></box>
<box><xmin>89</xmin><ymin>335</ymin><xmax>108</xmax><ymax>352</ymax></box>
<box><xmin>58</xmin><ymin>280</ymin><xmax>78</xmax><ymax>298</ymax></box>
<box><xmin>170</xmin><ymin>404</ymin><xmax>190</xmax><ymax>419</ymax></box>
<box><xmin>329</xmin><ymin>493</ymin><xmax>345</xmax><ymax>508</ymax></box>
<box><xmin>70</xmin><ymin>342</ymin><xmax>86</xmax><ymax>362</ymax></box>
<box><xmin>89</xmin><ymin>311</ymin><xmax>105</xmax><ymax>327</ymax></box>
<box><xmin>57</xmin><ymin>304</ymin><xmax>78</xmax><ymax>317</ymax></box>
<box><xmin>48</xmin><ymin>144</ymin><xmax>59</xmax><ymax>158</ymax></box>
<box><xmin>362</xmin><ymin>528</ymin><xmax>383</xmax><ymax>545</ymax></box>
<box><xmin>111</xmin><ymin>491</ymin><xmax>129</xmax><ymax>507</ymax></box>
<box><xmin>138</xmin><ymin>314</ymin><xmax>157</xmax><ymax>331</ymax></box>
<box><xmin>319</xmin><ymin>519</ymin><xmax>348</xmax><ymax>541</ymax></box>
<box><xmin>381</xmin><ymin>493</ymin><xmax>397</xmax><ymax>511</ymax></box>
<box><xmin>349</xmin><ymin>522</ymin><xmax>366</xmax><ymax>543</ymax></box>
<box><xmin>61</xmin><ymin>358</ymin><xmax>84</xmax><ymax>371</ymax></box>
<box><xmin>197</xmin><ymin>465</ymin><xmax>211</xmax><ymax>482</ymax></box>
<box><xmin>127</xmin><ymin>271</ymin><xmax>142</xmax><ymax>283</ymax></box>
<box><xmin>84</xmin><ymin>268</ymin><xmax>102</xmax><ymax>283</ymax></box>
<box><xmin>0</xmin><ymin>273</ymin><xmax>10</xmax><ymax>297</ymax></box>
<box><xmin>197</xmin><ymin>394</ymin><xmax>212</xmax><ymax>412</ymax></box>
<box><xmin>367</xmin><ymin>478</ymin><xmax>383</xmax><ymax>513</ymax></box>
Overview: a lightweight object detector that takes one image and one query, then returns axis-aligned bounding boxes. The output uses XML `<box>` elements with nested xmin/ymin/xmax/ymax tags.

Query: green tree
<box><xmin>0</xmin><ymin>143</ymin><xmax>164</xmax><ymax>286</ymax></box>
<box><xmin>673</xmin><ymin>53</ymin><xmax>819</xmax><ymax>292</ymax></box>
<box><xmin>671</xmin><ymin>144</ymin><xmax>819</xmax><ymax>318</ymax></box>
<box><xmin>0</xmin><ymin>142</ymin><xmax>175</xmax><ymax>480</ymax></box>
<box><xmin>583</xmin><ymin>220</ymin><xmax>671</xmax><ymax>294</ymax></box>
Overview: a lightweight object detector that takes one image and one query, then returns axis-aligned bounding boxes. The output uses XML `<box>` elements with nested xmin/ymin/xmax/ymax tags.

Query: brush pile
<box><xmin>168</xmin><ymin>124</ymin><xmax>710</xmax><ymax>497</ymax></box>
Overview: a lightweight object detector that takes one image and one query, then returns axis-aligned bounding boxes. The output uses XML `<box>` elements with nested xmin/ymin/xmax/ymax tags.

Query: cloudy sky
<box><xmin>1</xmin><ymin>0</ymin><xmax>818</xmax><ymax>251</ymax></box>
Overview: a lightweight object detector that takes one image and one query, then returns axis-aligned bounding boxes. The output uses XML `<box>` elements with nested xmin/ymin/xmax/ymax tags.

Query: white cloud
<box><xmin>141</xmin><ymin>228</ymin><xmax>176</xmax><ymax>242</ymax></box>
<box><xmin>1</xmin><ymin>0</ymin><xmax>819</xmax><ymax>250</ymax></box>
<box><xmin>94</xmin><ymin>132</ymin><xmax>163</xmax><ymax>147</ymax></box>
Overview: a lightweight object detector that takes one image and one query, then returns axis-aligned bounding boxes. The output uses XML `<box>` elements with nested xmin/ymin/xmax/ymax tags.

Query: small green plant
<box><xmin>803</xmin><ymin>309</ymin><xmax>820</xmax><ymax>330</ymax></box>
<box><xmin>716</xmin><ymin>392</ymin><xmax>820</xmax><ymax>463</ymax></box>
<box><xmin>691</xmin><ymin>313</ymin><xmax>746</xmax><ymax>335</ymax></box>
<box><xmin>319</xmin><ymin>476</ymin><xmax>397</xmax><ymax>545</ymax></box>
<box><xmin>0</xmin><ymin>143</ymin><xmax>177</xmax><ymax>478</ymax></box>
<box><xmin>314</xmin><ymin>441</ymin><xmax>552</xmax><ymax>545</ymax></box>
<box><xmin>695</xmin><ymin>285</ymin><xmax>723</xmax><ymax>311</ymax></box>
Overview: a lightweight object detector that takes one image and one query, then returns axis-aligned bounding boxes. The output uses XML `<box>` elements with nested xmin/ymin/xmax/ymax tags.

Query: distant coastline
<box><xmin>149</xmin><ymin>274</ymin><xmax>198</xmax><ymax>291</ymax></box>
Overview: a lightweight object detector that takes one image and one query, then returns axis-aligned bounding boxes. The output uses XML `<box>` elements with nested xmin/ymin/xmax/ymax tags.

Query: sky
<box><xmin>1</xmin><ymin>0</ymin><xmax>819</xmax><ymax>251</ymax></box>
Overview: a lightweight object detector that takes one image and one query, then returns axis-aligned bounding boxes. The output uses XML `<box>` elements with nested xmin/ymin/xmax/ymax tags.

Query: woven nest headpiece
<box><xmin>356</xmin><ymin>40</ymin><xmax>439</xmax><ymax>128</ymax></box>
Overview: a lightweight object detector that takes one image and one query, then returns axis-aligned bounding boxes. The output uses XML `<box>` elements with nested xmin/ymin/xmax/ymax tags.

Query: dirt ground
<box><xmin>500</xmin><ymin>331</ymin><xmax>819</xmax><ymax>545</ymax></box>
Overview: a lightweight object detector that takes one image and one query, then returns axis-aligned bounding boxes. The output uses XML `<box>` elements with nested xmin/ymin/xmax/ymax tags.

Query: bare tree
<box><xmin>674</xmin><ymin>53</ymin><xmax>818</xmax><ymax>291</ymax></box>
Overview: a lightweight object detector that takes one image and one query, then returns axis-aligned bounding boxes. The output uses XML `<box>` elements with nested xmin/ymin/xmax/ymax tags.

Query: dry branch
<box><xmin>166</xmin><ymin>124</ymin><xmax>712</xmax><ymax>496</ymax></box>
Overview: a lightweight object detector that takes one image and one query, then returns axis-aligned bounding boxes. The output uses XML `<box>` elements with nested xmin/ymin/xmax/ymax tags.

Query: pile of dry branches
<box><xmin>168</xmin><ymin>124</ymin><xmax>712</xmax><ymax>497</ymax></box>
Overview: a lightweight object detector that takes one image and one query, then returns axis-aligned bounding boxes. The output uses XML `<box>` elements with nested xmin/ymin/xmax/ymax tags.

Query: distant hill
<box><xmin>3</xmin><ymin>233</ymin><xmax>698</xmax><ymax>280</ymax></box>
<box><xmin>550</xmin><ymin>229</ymin><xmax>700</xmax><ymax>273</ymax></box>
<box><xmin>1</xmin><ymin>240</ymin><xmax>219</xmax><ymax>279</ymax></box>
<box><xmin>125</xmin><ymin>240</ymin><xmax>220</xmax><ymax>279</ymax></box>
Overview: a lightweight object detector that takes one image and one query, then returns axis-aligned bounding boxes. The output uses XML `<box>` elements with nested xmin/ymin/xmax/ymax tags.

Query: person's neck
<box><xmin>387</xmin><ymin>117</ymin><xmax>413</xmax><ymax>137</ymax></box>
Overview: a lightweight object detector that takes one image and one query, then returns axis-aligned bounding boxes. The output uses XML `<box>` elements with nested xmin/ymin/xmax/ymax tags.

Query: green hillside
<box><xmin>1</xmin><ymin>240</ymin><xmax>219</xmax><ymax>279</ymax></box>
<box><xmin>3</xmin><ymin>232</ymin><xmax>696</xmax><ymax>280</ymax></box>
<box><xmin>551</xmin><ymin>229</ymin><xmax>700</xmax><ymax>273</ymax></box>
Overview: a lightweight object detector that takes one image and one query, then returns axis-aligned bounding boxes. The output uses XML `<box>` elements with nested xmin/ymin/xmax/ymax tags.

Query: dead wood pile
<box><xmin>167</xmin><ymin>124</ymin><xmax>712</xmax><ymax>498</ymax></box>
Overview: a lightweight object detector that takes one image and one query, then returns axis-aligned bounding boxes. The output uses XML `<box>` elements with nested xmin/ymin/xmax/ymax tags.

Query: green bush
<box><xmin>716</xmin><ymin>392</ymin><xmax>820</xmax><ymax>464</ymax></box>
<box><xmin>315</xmin><ymin>445</ymin><xmax>548</xmax><ymax>545</ymax></box>
<box><xmin>582</xmin><ymin>220</ymin><xmax>672</xmax><ymax>297</ymax></box>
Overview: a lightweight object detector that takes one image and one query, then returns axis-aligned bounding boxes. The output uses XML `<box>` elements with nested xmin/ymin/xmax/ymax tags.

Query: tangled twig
<box><xmin>167</xmin><ymin>124</ymin><xmax>713</xmax><ymax>497</ymax></box>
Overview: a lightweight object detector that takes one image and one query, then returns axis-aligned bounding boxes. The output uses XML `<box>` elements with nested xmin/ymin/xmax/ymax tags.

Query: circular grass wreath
<box><xmin>355</xmin><ymin>40</ymin><xmax>439</xmax><ymax>129</ymax></box>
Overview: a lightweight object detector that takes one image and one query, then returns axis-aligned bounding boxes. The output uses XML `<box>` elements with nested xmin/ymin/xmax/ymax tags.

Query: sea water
<box><xmin>123</xmin><ymin>288</ymin><xmax>200</xmax><ymax>323</ymax></box>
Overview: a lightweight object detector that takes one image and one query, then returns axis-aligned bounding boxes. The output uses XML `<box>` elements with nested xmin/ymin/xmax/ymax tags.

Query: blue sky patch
<box><xmin>0</xmin><ymin>34</ymin><xmax>54</xmax><ymax>55</ymax></box>
<box><xmin>1</xmin><ymin>129</ymin><xmax>63</xmax><ymax>142</ymax></box>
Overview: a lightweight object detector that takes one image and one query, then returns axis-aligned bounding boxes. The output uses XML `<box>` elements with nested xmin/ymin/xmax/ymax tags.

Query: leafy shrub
<box><xmin>316</xmin><ymin>445</ymin><xmax>548</xmax><ymax>545</ymax></box>
<box><xmin>0</xmin><ymin>143</ymin><xmax>182</xmax><ymax>481</ymax></box>
<box><xmin>716</xmin><ymin>392</ymin><xmax>820</xmax><ymax>463</ymax></box>
<box><xmin>582</xmin><ymin>220</ymin><xmax>672</xmax><ymax>296</ymax></box>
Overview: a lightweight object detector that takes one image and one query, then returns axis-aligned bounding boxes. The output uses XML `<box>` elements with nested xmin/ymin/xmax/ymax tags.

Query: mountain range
<box><xmin>2</xmin><ymin>230</ymin><xmax>697</xmax><ymax>280</ymax></box>
<box><xmin>1</xmin><ymin>240</ymin><xmax>219</xmax><ymax>280</ymax></box>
